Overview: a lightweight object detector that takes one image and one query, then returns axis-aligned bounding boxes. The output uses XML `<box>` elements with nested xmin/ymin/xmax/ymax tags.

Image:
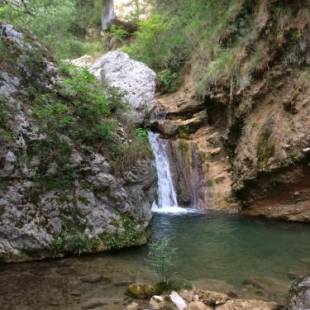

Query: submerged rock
<box><xmin>127</xmin><ymin>283</ymin><xmax>158</xmax><ymax>299</ymax></box>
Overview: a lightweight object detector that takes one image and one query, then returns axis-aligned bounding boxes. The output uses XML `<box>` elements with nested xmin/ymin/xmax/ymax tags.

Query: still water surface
<box><xmin>1</xmin><ymin>212</ymin><xmax>310</xmax><ymax>309</ymax></box>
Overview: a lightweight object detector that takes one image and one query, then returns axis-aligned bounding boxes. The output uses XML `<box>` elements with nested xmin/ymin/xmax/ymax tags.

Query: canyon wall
<box><xmin>152</xmin><ymin>0</ymin><xmax>310</xmax><ymax>221</ymax></box>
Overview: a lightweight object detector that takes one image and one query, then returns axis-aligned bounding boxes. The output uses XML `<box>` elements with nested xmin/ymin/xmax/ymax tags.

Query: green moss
<box><xmin>100</xmin><ymin>215</ymin><xmax>148</xmax><ymax>250</ymax></box>
<box><xmin>256</xmin><ymin>122</ymin><xmax>275</xmax><ymax>170</ymax></box>
<box><xmin>51</xmin><ymin>215</ymin><xmax>147</xmax><ymax>256</ymax></box>
<box><xmin>51</xmin><ymin>230</ymin><xmax>100</xmax><ymax>256</ymax></box>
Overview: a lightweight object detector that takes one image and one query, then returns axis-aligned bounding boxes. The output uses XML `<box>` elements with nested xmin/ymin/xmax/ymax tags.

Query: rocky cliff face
<box><xmin>152</xmin><ymin>0</ymin><xmax>310</xmax><ymax>221</ymax></box>
<box><xmin>0</xmin><ymin>24</ymin><xmax>156</xmax><ymax>262</ymax></box>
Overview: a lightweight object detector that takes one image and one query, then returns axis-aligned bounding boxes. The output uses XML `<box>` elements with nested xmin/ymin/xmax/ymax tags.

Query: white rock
<box><xmin>170</xmin><ymin>291</ymin><xmax>187</xmax><ymax>310</ymax></box>
<box><xmin>89</xmin><ymin>50</ymin><xmax>156</xmax><ymax>124</ymax></box>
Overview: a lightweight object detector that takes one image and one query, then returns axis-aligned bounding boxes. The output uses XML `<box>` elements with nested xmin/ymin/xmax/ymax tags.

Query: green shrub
<box><xmin>124</xmin><ymin>14</ymin><xmax>189</xmax><ymax>71</ymax></box>
<box><xmin>147</xmin><ymin>238</ymin><xmax>177</xmax><ymax>284</ymax></box>
<box><xmin>112</xmin><ymin>127</ymin><xmax>152</xmax><ymax>173</ymax></box>
<box><xmin>65</xmin><ymin>231</ymin><xmax>89</xmax><ymax>255</ymax></box>
<box><xmin>158</xmin><ymin>69</ymin><xmax>179</xmax><ymax>93</ymax></box>
<box><xmin>109</xmin><ymin>25</ymin><xmax>130</xmax><ymax>42</ymax></box>
<box><xmin>126</xmin><ymin>0</ymin><xmax>250</xmax><ymax>94</ymax></box>
<box><xmin>0</xmin><ymin>0</ymin><xmax>104</xmax><ymax>59</ymax></box>
<box><xmin>32</xmin><ymin>64</ymin><xmax>118</xmax><ymax>146</ymax></box>
<box><xmin>52</xmin><ymin>236</ymin><xmax>65</xmax><ymax>255</ymax></box>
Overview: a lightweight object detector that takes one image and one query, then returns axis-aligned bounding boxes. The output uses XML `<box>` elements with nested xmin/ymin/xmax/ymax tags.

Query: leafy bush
<box><xmin>127</xmin><ymin>0</ymin><xmax>250</xmax><ymax>93</ymax></box>
<box><xmin>158</xmin><ymin>69</ymin><xmax>179</xmax><ymax>93</ymax></box>
<box><xmin>0</xmin><ymin>0</ymin><xmax>104</xmax><ymax>59</ymax></box>
<box><xmin>109</xmin><ymin>25</ymin><xmax>130</xmax><ymax>42</ymax></box>
<box><xmin>32</xmin><ymin>64</ymin><xmax>118</xmax><ymax>146</ymax></box>
<box><xmin>124</xmin><ymin>14</ymin><xmax>189</xmax><ymax>71</ymax></box>
<box><xmin>112</xmin><ymin>127</ymin><xmax>152</xmax><ymax>173</ymax></box>
<box><xmin>147</xmin><ymin>238</ymin><xmax>177</xmax><ymax>284</ymax></box>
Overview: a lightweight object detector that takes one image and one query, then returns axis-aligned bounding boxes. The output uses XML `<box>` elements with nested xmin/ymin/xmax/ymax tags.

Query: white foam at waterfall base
<box><xmin>148</xmin><ymin>132</ymin><xmax>199</xmax><ymax>215</ymax></box>
<box><xmin>152</xmin><ymin>203</ymin><xmax>199</xmax><ymax>215</ymax></box>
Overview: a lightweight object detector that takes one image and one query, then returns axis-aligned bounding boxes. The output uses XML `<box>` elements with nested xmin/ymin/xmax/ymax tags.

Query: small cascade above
<box><xmin>148</xmin><ymin>132</ymin><xmax>198</xmax><ymax>214</ymax></box>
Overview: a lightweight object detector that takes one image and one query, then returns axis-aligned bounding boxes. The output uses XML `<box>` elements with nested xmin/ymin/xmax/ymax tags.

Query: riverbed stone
<box><xmin>127</xmin><ymin>283</ymin><xmax>158</xmax><ymax>299</ymax></box>
<box><xmin>197</xmin><ymin>290</ymin><xmax>230</xmax><ymax>307</ymax></box>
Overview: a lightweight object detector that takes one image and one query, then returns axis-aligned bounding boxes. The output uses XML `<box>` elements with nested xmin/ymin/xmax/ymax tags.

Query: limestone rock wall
<box><xmin>0</xmin><ymin>24</ymin><xmax>156</xmax><ymax>262</ymax></box>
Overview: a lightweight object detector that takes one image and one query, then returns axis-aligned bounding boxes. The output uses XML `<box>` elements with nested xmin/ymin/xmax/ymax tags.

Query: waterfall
<box><xmin>148</xmin><ymin>132</ymin><xmax>197</xmax><ymax>214</ymax></box>
<box><xmin>102</xmin><ymin>0</ymin><xmax>116</xmax><ymax>30</ymax></box>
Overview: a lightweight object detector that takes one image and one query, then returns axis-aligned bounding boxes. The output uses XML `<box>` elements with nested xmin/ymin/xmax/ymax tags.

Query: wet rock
<box><xmin>127</xmin><ymin>283</ymin><xmax>158</xmax><ymax>299</ymax></box>
<box><xmin>288</xmin><ymin>276</ymin><xmax>310</xmax><ymax>310</ymax></box>
<box><xmin>240</xmin><ymin>276</ymin><xmax>289</xmax><ymax>304</ymax></box>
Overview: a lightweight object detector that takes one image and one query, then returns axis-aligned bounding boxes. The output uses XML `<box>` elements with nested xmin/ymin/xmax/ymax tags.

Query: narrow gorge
<box><xmin>0</xmin><ymin>0</ymin><xmax>309</xmax><ymax>309</ymax></box>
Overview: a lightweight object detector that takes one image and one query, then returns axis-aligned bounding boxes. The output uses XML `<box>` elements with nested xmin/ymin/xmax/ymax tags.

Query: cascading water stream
<box><xmin>148</xmin><ymin>132</ymin><xmax>198</xmax><ymax>214</ymax></box>
<box><xmin>101</xmin><ymin>0</ymin><xmax>116</xmax><ymax>30</ymax></box>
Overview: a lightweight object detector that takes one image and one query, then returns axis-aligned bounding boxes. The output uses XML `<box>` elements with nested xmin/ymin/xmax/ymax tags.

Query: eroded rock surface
<box><xmin>152</xmin><ymin>0</ymin><xmax>310</xmax><ymax>221</ymax></box>
<box><xmin>0</xmin><ymin>24</ymin><xmax>156</xmax><ymax>262</ymax></box>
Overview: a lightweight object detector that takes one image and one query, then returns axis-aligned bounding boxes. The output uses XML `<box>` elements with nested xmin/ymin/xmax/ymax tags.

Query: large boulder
<box><xmin>0</xmin><ymin>24</ymin><xmax>156</xmax><ymax>262</ymax></box>
<box><xmin>89</xmin><ymin>50</ymin><xmax>157</xmax><ymax>124</ymax></box>
<box><xmin>288</xmin><ymin>276</ymin><xmax>310</xmax><ymax>310</ymax></box>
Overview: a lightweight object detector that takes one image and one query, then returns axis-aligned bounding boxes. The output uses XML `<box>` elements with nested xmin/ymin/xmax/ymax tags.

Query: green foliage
<box><xmin>32</xmin><ymin>64</ymin><xmax>118</xmax><ymax>146</ymax></box>
<box><xmin>65</xmin><ymin>230</ymin><xmax>89</xmax><ymax>255</ymax></box>
<box><xmin>109</xmin><ymin>25</ymin><xmax>129</xmax><ymax>42</ymax></box>
<box><xmin>127</xmin><ymin>0</ymin><xmax>251</xmax><ymax>94</ymax></box>
<box><xmin>112</xmin><ymin>127</ymin><xmax>152</xmax><ymax>173</ymax></box>
<box><xmin>0</xmin><ymin>0</ymin><xmax>104</xmax><ymax>59</ymax></box>
<box><xmin>52</xmin><ymin>230</ymin><xmax>100</xmax><ymax>255</ymax></box>
<box><xmin>51</xmin><ymin>236</ymin><xmax>65</xmax><ymax>254</ymax></box>
<box><xmin>147</xmin><ymin>238</ymin><xmax>177</xmax><ymax>284</ymax></box>
<box><xmin>0</xmin><ymin>96</ymin><xmax>15</xmax><ymax>144</ymax></box>
<box><xmin>100</xmin><ymin>215</ymin><xmax>146</xmax><ymax>249</ymax></box>
<box><xmin>124</xmin><ymin>14</ymin><xmax>189</xmax><ymax>71</ymax></box>
<box><xmin>158</xmin><ymin>68</ymin><xmax>179</xmax><ymax>93</ymax></box>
